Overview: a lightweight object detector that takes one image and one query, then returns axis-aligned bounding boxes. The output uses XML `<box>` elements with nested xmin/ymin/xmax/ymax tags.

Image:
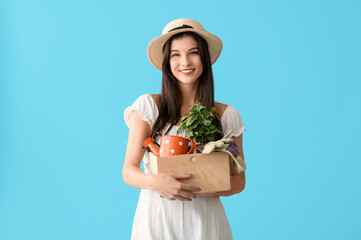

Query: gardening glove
<box><xmin>201</xmin><ymin>130</ymin><xmax>246</xmax><ymax>173</ymax></box>
<box><xmin>202</xmin><ymin>130</ymin><xmax>233</xmax><ymax>153</ymax></box>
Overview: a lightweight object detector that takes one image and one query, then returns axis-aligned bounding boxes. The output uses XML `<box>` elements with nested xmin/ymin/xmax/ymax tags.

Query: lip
<box><xmin>179</xmin><ymin>68</ymin><xmax>195</xmax><ymax>74</ymax></box>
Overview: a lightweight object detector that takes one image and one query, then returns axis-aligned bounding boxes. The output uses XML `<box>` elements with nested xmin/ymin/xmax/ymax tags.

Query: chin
<box><xmin>177</xmin><ymin>78</ymin><xmax>199</xmax><ymax>85</ymax></box>
<box><xmin>175</xmin><ymin>74</ymin><xmax>201</xmax><ymax>85</ymax></box>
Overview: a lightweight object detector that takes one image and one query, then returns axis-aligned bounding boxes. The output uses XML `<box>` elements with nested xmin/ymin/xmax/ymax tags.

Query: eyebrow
<box><xmin>170</xmin><ymin>47</ymin><xmax>199</xmax><ymax>53</ymax></box>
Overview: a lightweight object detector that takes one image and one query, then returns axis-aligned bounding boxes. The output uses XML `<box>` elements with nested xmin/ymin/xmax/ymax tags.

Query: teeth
<box><xmin>181</xmin><ymin>70</ymin><xmax>194</xmax><ymax>73</ymax></box>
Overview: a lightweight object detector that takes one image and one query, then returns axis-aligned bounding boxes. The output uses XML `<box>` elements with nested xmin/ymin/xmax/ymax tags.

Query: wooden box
<box><xmin>149</xmin><ymin>152</ymin><xmax>230</xmax><ymax>193</ymax></box>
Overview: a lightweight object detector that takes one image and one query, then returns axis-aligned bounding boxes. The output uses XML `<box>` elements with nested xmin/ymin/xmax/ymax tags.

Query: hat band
<box><xmin>168</xmin><ymin>24</ymin><xmax>193</xmax><ymax>32</ymax></box>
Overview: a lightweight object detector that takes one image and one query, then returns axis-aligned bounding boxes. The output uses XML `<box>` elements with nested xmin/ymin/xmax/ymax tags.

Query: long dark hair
<box><xmin>150</xmin><ymin>31</ymin><xmax>223</xmax><ymax>139</ymax></box>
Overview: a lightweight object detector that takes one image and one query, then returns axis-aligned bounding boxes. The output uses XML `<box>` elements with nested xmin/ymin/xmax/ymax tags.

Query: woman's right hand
<box><xmin>149</xmin><ymin>173</ymin><xmax>201</xmax><ymax>201</ymax></box>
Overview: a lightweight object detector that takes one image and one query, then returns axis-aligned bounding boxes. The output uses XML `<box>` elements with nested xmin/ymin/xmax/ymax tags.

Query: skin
<box><xmin>169</xmin><ymin>36</ymin><xmax>203</xmax><ymax>90</ymax></box>
<box><xmin>122</xmin><ymin>36</ymin><xmax>245</xmax><ymax>201</ymax></box>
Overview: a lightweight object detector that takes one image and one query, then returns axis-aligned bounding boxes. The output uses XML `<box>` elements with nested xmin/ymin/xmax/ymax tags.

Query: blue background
<box><xmin>1</xmin><ymin>0</ymin><xmax>360</xmax><ymax>239</ymax></box>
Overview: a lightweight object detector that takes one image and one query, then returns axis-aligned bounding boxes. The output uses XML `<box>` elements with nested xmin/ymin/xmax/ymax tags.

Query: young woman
<box><xmin>123</xmin><ymin>18</ymin><xmax>246</xmax><ymax>240</ymax></box>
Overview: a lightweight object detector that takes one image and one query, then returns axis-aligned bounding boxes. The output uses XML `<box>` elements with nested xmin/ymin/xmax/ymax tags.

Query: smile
<box><xmin>180</xmin><ymin>69</ymin><xmax>195</xmax><ymax>73</ymax></box>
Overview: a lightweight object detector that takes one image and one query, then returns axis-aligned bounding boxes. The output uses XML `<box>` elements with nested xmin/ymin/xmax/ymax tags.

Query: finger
<box><xmin>174</xmin><ymin>194</ymin><xmax>192</xmax><ymax>201</ymax></box>
<box><xmin>164</xmin><ymin>195</ymin><xmax>177</xmax><ymax>201</ymax></box>
<box><xmin>180</xmin><ymin>184</ymin><xmax>201</xmax><ymax>192</ymax></box>
<box><xmin>172</xmin><ymin>173</ymin><xmax>193</xmax><ymax>179</ymax></box>
<box><xmin>177</xmin><ymin>190</ymin><xmax>196</xmax><ymax>198</ymax></box>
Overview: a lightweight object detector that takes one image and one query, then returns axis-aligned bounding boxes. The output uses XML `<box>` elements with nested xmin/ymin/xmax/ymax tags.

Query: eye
<box><xmin>171</xmin><ymin>53</ymin><xmax>180</xmax><ymax>57</ymax></box>
<box><xmin>190</xmin><ymin>51</ymin><xmax>199</xmax><ymax>55</ymax></box>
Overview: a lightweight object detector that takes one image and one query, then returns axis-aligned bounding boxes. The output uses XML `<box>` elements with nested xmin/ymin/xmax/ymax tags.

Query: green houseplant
<box><xmin>176</xmin><ymin>102</ymin><xmax>223</xmax><ymax>145</ymax></box>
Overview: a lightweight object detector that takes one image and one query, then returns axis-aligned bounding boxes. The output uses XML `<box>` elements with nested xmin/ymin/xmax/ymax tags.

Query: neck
<box><xmin>179</xmin><ymin>81</ymin><xmax>199</xmax><ymax>107</ymax></box>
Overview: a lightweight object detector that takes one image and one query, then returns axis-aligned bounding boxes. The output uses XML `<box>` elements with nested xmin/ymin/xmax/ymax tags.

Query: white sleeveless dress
<box><xmin>124</xmin><ymin>94</ymin><xmax>246</xmax><ymax>240</ymax></box>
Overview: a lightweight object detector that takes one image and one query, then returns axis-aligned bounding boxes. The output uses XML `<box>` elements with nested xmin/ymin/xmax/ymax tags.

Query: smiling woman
<box><xmin>169</xmin><ymin>36</ymin><xmax>203</xmax><ymax>85</ymax></box>
<box><xmin>157</xmin><ymin>30</ymin><xmax>218</xmax><ymax>129</ymax></box>
<box><xmin>122</xmin><ymin>19</ymin><xmax>246</xmax><ymax>240</ymax></box>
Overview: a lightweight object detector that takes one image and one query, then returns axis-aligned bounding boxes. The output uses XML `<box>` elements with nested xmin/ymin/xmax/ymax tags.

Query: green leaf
<box><xmin>195</xmin><ymin>103</ymin><xmax>205</xmax><ymax>112</ymax></box>
<box><xmin>186</xmin><ymin>114</ymin><xmax>197</xmax><ymax>127</ymax></box>
<box><xmin>199</xmin><ymin>125</ymin><xmax>207</xmax><ymax>134</ymax></box>
<box><xmin>214</xmin><ymin>112</ymin><xmax>221</xmax><ymax>121</ymax></box>
<box><xmin>207</xmin><ymin>134</ymin><xmax>214</xmax><ymax>142</ymax></box>
<box><xmin>179</xmin><ymin>121</ymin><xmax>186</xmax><ymax>128</ymax></box>
<box><xmin>200</xmin><ymin>109</ymin><xmax>209</xmax><ymax>118</ymax></box>
<box><xmin>203</xmin><ymin>119</ymin><xmax>211</xmax><ymax>126</ymax></box>
<box><xmin>206</xmin><ymin>116</ymin><xmax>213</xmax><ymax>121</ymax></box>
<box><xmin>176</xmin><ymin>128</ymin><xmax>183</xmax><ymax>135</ymax></box>
<box><xmin>190</xmin><ymin>119</ymin><xmax>200</xmax><ymax>129</ymax></box>
<box><xmin>209</xmin><ymin>125</ymin><xmax>216</xmax><ymax>130</ymax></box>
<box><xmin>188</xmin><ymin>131</ymin><xmax>194</xmax><ymax>138</ymax></box>
<box><xmin>182</xmin><ymin>113</ymin><xmax>190</xmax><ymax>121</ymax></box>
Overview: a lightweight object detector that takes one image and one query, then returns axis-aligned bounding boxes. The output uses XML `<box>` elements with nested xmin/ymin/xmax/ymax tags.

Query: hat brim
<box><xmin>147</xmin><ymin>28</ymin><xmax>223</xmax><ymax>71</ymax></box>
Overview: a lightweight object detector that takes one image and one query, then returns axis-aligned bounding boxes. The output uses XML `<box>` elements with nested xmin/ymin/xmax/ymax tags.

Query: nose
<box><xmin>180</xmin><ymin>54</ymin><xmax>191</xmax><ymax>67</ymax></box>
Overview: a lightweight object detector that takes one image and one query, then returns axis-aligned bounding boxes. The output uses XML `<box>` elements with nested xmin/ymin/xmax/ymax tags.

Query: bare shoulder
<box><xmin>214</xmin><ymin>102</ymin><xmax>229</xmax><ymax>118</ymax></box>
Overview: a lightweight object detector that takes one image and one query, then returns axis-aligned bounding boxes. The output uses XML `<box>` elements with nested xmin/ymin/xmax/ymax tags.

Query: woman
<box><xmin>123</xmin><ymin>19</ymin><xmax>246</xmax><ymax>240</ymax></box>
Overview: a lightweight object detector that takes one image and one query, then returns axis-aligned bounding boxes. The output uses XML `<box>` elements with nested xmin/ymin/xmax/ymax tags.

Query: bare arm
<box><xmin>122</xmin><ymin>110</ymin><xmax>153</xmax><ymax>189</ymax></box>
<box><xmin>200</xmin><ymin>134</ymin><xmax>246</xmax><ymax>197</ymax></box>
<box><xmin>122</xmin><ymin>110</ymin><xmax>200</xmax><ymax>201</ymax></box>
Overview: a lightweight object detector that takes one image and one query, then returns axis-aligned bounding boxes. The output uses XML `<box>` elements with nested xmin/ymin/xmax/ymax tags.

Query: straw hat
<box><xmin>147</xmin><ymin>18</ymin><xmax>223</xmax><ymax>71</ymax></box>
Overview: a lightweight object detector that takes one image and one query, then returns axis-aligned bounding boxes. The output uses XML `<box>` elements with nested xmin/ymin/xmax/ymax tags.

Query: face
<box><xmin>169</xmin><ymin>36</ymin><xmax>203</xmax><ymax>85</ymax></box>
